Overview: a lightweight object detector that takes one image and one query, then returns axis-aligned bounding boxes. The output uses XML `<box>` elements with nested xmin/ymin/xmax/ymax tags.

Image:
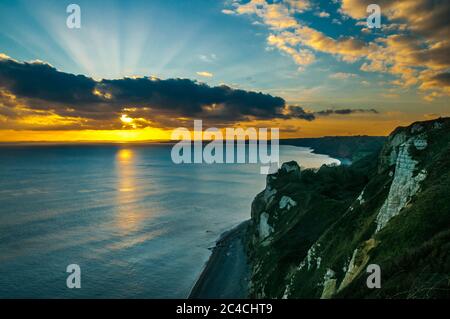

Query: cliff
<box><xmin>246</xmin><ymin>118</ymin><xmax>450</xmax><ymax>298</ymax></box>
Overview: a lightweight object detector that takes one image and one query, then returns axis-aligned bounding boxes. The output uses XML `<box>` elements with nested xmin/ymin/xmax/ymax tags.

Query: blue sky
<box><xmin>0</xmin><ymin>1</ymin><xmax>390</xmax><ymax>100</ymax></box>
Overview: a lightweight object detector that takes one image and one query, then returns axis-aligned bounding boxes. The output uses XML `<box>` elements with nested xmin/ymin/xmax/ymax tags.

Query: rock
<box><xmin>316</xmin><ymin>257</ymin><xmax>322</xmax><ymax>269</ymax></box>
<box><xmin>279</xmin><ymin>196</ymin><xmax>297</xmax><ymax>210</ymax></box>
<box><xmin>379</xmin><ymin>130</ymin><xmax>408</xmax><ymax>169</ymax></box>
<box><xmin>338</xmin><ymin>239</ymin><xmax>377</xmax><ymax>292</ymax></box>
<box><xmin>243</xmin><ymin>118</ymin><xmax>449</xmax><ymax>299</ymax></box>
<box><xmin>258</xmin><ymin>212</ymin><xmax>273</xmax><ymax>241</ymax></box>
<box><xmin>339</xmin><ymin>248</ymin><xmax>359</xmax><ymax>291</ymax></box>
<box><xmin>375</xmin><ymin>139</ymin><xmax>427</xmax><ymax>232</ymax></box>
<box><xmin>281</xmin><ymin>161</ymin><xmax>300</xmax><ymax>173</ymax></box>
<box><xmin>262</xmin><ymin>186</ymin><xmax>277</xmax><ymax>207</ymax></box>
<box><xmin>413</xmin><ymin>137</ymin><xmax>428</xmax><ymax>150</ymax></box>
<box><xmin>320</xmin><ymin>269</ymin><xmax>337</xmax><ymax>299</ymax></box>
<box><xmin>305</xmin><ymin>243</ymin><xmax>321</xmax><ymax>270</ymax></box>
<box><xmin>356</xmin><ymin>189</ymin><xmax>365</xmax><ymax>205</ymax></box>
<box><xmin>282</xmin><ymin>288</ymin><xmax>290</xmax><ymax>299</ymax></box>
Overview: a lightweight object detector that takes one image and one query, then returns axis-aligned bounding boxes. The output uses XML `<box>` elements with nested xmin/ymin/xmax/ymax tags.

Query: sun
<box><xmin>120</xmin><ymin>114</ymin><xmax>134</xmax><ymax>124</ymax></box>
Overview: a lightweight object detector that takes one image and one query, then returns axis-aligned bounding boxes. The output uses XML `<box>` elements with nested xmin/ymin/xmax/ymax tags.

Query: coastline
<box><xmin>188</xmin><ymin>146</ymin><xmax>348</xmax><ymax>299</ymax></box>
<box><xmin>189</xmin><ymin>221</ymin><xmax>251</xmax><ymax>299</ymax></box>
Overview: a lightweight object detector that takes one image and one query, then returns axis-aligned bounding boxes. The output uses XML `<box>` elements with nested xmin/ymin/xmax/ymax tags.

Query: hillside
<box><xmin>281</xmin><ymin>136</ymin><xmax>386</xmax><ymax>163</ymax></box>
<box><xmin>246</xmin><ymin>118</ymin><xmax>450</xmax><ymax>298</ymax></box>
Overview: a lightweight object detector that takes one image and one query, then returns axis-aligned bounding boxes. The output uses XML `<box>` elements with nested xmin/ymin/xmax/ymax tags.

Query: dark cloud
<box><xmin>342</xmin><ymin>0</ymin><xmax>450</xmax><ymax>42</ymax></box>
<box><xmin>315</xmin><ymin>108</ymin><xmax>379</xmax><ymax>116</ymax></box>
<box><xmin>401</xmin><ymin>0</ymin><xmax>450</xmax><ymax>41</ymax></box>
<box><xmin>431</xmin><ymin>72</ymin><xmax>450</xmax><ymax>86</ymax></box>
<box><xmin>285</xmin><ymin>106</ymin><xmax>316</xmax><ymax>121</ymax></box>
<box><xmin>0</xmin><ymin>57</ymin><xmax>291</xmax><ymax>127</ymax></box>
<box><xmin>0</xmin><ymin>59</ymin><xmax>99</xmax><ymax>106</ymax></box>
<box><xmin>100</xmin><ymin>77</ymin><xmax>286</xmax><ymax>121</ymax></box>
<box><xmin>0</xmin><ymin>57</ymin><xmax>379</xmax><ymax>130</ymax></box>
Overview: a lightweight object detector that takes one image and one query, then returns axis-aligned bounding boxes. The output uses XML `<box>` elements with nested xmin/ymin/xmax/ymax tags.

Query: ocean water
<box><xmin>0</xmin><ymin>144</ymin><xmax>339</xmax><ymax>298</ymax></box>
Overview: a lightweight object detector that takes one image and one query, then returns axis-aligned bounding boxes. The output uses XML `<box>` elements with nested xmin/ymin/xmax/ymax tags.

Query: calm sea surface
<box><xmin>0</xmin><ymin>144</ymin><xmax>338</xmax><ymax>298</ymax></box>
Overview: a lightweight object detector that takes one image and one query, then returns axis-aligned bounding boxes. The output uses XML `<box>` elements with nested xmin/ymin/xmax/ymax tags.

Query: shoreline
<box><xmin>188</xmin><ymin>148</ymin><xmax>346</xmax><ymax>299</ymax></box>
<box><xmin>189</xmin><ymin>221</ymin><xmax>251</xmax><ymax>299</ymax></box>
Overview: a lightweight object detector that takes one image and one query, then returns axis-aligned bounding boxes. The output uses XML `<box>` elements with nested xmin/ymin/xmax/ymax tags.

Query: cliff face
<box><xmin>245</xmin><ymin>118</ymin><xmax>450</xmax><ymax>298</ymax></box>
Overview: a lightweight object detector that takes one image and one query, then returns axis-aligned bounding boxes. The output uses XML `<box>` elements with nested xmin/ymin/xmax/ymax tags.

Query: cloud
<box><xmin>316</xmin><ymin>11</ymin><xmax>330</xmax><ymax>18</ymax></box>
<box><xmin>340</xmin><ymin>0</ymin><xmax>449</xmax><ymax>41</ymax></box>
<box><xmin>224</xmin><ymin>0</ymin><xmax>450</xmax><ymax>100</ymax></box>
<box><xmin>267</xmin><ymin>34</ymin><xmax>315</xmax><ymax>67</ymax></box>
<box><xmin>329</xmin><ymin>72</ymin><xmax>358</xmax><ymax>80</ymax></box>
<box><xmin>199</xmin><ymin>54</ymin><xmax>217</xmax><ymax>63</ymax></box>
<box><xmin>430</xmin><ymin>72</ymin><xmax>450</xmax><ymax>86</ymax></box>
<box><xmin>0</xmin><ymin>56</ymin><xmax>289</xmax><ymax>128</ymax></box>
<box><xmin>196</xmin><ymin>71</ymin><xmax>214</xmax><ymax>77</ymax></box>
<box><xmin>226</xmin><ymin>0</ymin><xmax>374</xmax><ymax>69</ymax></box>
<box><xmin>284</xmin><ymin>105</ymin><xmax>316</xmax><ymax>121</ymax></box>
<box><xmin>418</xmin><ymin>70</ymin><xmax>450</xmax><ymax>100</ymax></box>
<box><xmin>340</xmin><ymin>0</ymin><xmax>450</xmax><ymax>100</ymax></box>
<box><xmin>221</xmin><ymin>9</ymin><xmax>235</xmax><ymax>15</ymax></box>
<box><xmin>0</xmin><ymin>56</ymin><xmax>382</xmax><ymax>130</ymax></box>
<box><xmin>0</xmin><ymin>53</ymin><xmax>17</xmax><ymax>62</ymax></box>
<box><xmin>315</xmin><ymin>108</ymin><xmax>379</xmax><ymax>116</ymax></box>
<box><xmin>0</xmin><ymin>57</ymin><xmax>99</xmax><ymax>106</ymax></box>
<box><xmin>270</xmin><ymin>105</ymin><xmax>380</xmax><ymax>121</ymax></box>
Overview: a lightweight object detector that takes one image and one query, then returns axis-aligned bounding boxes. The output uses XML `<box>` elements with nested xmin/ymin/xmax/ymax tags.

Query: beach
<box><xmin>189</xmin><ymin>221</ymin><xmax>250</xmax><ymax>299</ymax></box>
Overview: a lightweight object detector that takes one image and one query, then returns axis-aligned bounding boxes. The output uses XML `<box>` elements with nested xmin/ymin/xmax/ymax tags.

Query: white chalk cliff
<box><xmin>376</xmin><ymin>133</ymin><xmax>428</xmax><ymax>232</ymax></box>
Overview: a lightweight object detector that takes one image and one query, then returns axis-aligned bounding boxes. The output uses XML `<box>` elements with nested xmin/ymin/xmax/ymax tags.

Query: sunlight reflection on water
<box><xmin>0</xmin><ymin>144</ymin><xmax>339</xmax><ymax>298</ymax></box>
<box><xmin>116</xmin><ymin>148</ymin><xmax>148</xmax><ymax>236</ymax></box>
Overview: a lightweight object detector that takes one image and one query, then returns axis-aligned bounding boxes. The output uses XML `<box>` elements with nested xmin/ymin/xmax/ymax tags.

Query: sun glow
<box><xmin>120</xmin><ymin>114</ymin><xmax>134</xmax><ymax>124</ymax></box>
<box><xmin>93</xmin><ymin>89</ymin><xmax>112</xmax><ymax>100</ymax></box>
<box><xmin>0</xmin><ymin>127</ymin><xmax>172</xmax><ymax>142</ymax></box>
<box><xmin>115</xmin><ymin>148</ymin><xmax>144</xmax><ymax>234</ymax></box>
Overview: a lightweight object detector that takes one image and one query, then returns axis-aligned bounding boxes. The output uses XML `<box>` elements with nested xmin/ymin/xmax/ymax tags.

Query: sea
<box><xmin>0</xmin><ymin>144</ymin><xmax>339</xmax><ymax>298</ymax></box>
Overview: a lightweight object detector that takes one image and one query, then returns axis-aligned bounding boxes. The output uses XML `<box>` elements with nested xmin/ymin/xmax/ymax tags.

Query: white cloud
<box><xmin>196</xmin><ymin>71</ymin><xmax>214</xmax><ymax>77</ymax></box>
<box><xmin>0</xmin><ymin>53</ymin><xmax>17</xmax><ymax>62</ymax></box>
<box><xmin>199</xmin><ymin>54</ymin><xmax>217</xmax><ymax>63</ymax></box>
<box><xmin>329</xmin><ymin>72</ymin><xmax>358</xmax><ymax>79</ymax></box>
<box><xmin>221</xmin><ymin>9</ymin><xmax>235</xmax><ymax>15</ymax></box>
<box><xmin>316</xmin><ymin>11</ymin><xmax>330</xmax><ymax>18</ymax></box>
<box><xmin>332</xmin><ymin>18</ymin><xmax>342</xmax><ymax>25</ymax></box>
<box><xmin>224</xmin><ymin>0</ymin><xmax>450</xmax><ymax>100</ymax></box>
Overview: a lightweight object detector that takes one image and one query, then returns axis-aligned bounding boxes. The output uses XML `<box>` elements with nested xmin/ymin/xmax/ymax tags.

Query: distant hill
<box><xmin>281</xmin><ymin>136</ymin><xmax>386</xmax><ymax>163</ymax></box>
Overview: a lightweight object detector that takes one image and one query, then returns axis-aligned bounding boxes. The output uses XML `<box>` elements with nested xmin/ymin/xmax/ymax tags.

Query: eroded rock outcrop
<box><xmin>320</xmin><ymin>269</ymin><xmax>337</xmax><ymax>299</ymax></box>
<box><xmin>338</xmin><ymin>239</ymin><xmax>377</xmax><ymax>292</ymax></box>
<box><xmin>375</xmin><ymin>135</ymin><xmax>428</xmax><ymax>232</ymax></box>
<box><xmin>279</xmin><ymin>196</ymin><xmax>297</xmax><ymax>210</ymax></box>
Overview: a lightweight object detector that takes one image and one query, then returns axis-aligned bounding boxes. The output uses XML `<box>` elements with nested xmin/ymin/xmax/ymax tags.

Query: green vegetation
<box><xmin>245</xmin><ymin>118</ymin><xmax>450</xmax><ymax>299</ymax></box>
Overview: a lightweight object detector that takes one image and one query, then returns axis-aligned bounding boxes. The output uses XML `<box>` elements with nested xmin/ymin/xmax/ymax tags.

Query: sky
<box><xmin>0</xmin><ymin>0</ymin><xmax>449</xmax><ymax>141</ymax></box>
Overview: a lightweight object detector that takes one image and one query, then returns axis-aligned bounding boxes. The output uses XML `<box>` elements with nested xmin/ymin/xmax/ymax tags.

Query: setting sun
<box><xmin>120</xmin><ymin>114</ymin><xmax>134</xmax><ymax>124</ymax></box>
